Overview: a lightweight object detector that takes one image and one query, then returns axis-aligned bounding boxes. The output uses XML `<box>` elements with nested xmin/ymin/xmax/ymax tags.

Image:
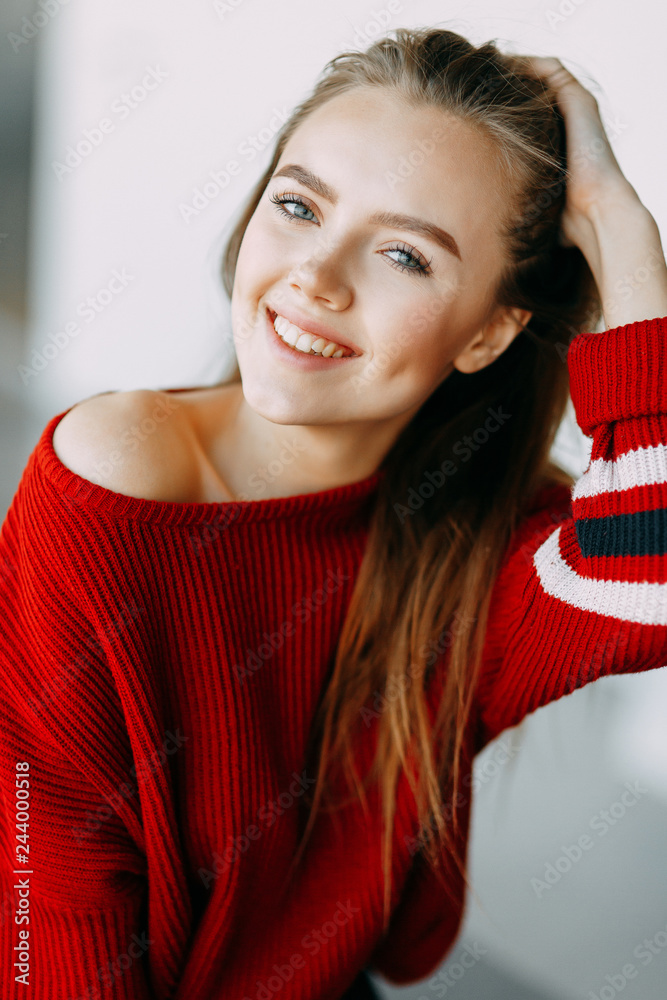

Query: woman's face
<box><xmin>230</xmin><ymin>85</ymin><xmax>530</xmax><ymax>430</ymax></box>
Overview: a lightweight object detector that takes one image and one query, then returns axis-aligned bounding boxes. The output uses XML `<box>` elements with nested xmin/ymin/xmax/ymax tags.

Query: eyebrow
<box><xmin>272</xmin><ymin>163</ymin><xmax>462</xmax><ymax>261</ymax></box>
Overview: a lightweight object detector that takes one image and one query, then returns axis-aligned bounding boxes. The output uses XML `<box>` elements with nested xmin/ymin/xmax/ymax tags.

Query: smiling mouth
<box><xmin>267</xmin><ymin>308</ymin><xmax>359</xmax><ymax>358</ymax></box>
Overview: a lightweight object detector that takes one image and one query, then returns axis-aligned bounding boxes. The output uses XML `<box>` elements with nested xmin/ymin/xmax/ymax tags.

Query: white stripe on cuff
<box><xmin>533</xmin><ymin>526</ymin><xmax>667</xmax><ymax>626</ymax></box>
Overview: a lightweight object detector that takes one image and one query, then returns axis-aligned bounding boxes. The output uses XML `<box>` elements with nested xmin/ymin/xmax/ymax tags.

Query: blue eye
<box><xmin>384</xmin><ymin>243</ymin><xmax>433</xmax><ymax>277</ymax></box>
<box><xmin>269</xmin><ymin>192</ymin><xmax>316</xmax><ymax>223</ymax></box>
<box><xmin>268</xmin><ymin>190</ymin><xmax>433</xmax><ymax>277</ymax></box>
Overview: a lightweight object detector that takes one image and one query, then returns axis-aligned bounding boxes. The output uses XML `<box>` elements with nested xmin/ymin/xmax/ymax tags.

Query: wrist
<box><xmin>587</xmin><ymin>180</ymin><xmax>650</xmax><ymax>239</ymax></box>
<box><xmin>585</xmin><ymin>192</ymin><xmax>667</xmax><ymax>329</ymax></box>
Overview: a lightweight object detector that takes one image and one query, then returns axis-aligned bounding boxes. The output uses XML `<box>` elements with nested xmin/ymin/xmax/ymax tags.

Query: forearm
<box><xmin>583</xmin><ymin>184</ymin><xmax>667</xmax><ymax>328</ymax></box>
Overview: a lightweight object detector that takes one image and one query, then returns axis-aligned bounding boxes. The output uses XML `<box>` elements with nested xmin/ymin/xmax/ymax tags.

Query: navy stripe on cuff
<box><xmin>576</xmin><ymin>509</ymin><xmax>667</xmax><ymax>558</ymax></box>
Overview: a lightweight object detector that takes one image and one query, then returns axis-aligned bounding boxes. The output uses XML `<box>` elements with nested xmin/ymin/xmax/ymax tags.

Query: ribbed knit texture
<box><xmin>1</xmin><ymin>314</ymin><xmax>666</xmax><ymax>999</ymax></box>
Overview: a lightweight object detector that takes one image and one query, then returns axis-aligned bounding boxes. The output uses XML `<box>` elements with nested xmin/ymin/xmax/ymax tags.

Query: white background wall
<box><xmin>11</xmin><ymin>0</ymin><xmax>667</xmax><ymax>996</ymax></box>
<box><xmin>23</xmin><ymin>0</ymin><xmax>667</xmax><ymax>416</ymax></box>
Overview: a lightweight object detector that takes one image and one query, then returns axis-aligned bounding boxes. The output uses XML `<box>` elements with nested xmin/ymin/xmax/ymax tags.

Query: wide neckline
<box><xmin>37</xmin><ymin>387</ymin><xmax>386</xmax><ymax>526</ymax></box>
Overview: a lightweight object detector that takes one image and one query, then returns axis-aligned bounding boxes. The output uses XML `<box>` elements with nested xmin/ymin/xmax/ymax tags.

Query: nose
<box><xmin>287</xmin><ymin>235</ymin><xmax>351</xmax><ymax>308</ymax></box>
<box><xmin>289</xmin><ymin>232</ymin><xmax>339</xmax><ymax>282</ymax></box>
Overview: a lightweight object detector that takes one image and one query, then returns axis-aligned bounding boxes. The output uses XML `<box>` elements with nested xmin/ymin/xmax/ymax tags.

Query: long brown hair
<box><xmin>219</xmin><ymin>26</ymin><xmax>602</xmax><ymax>931</ymax></box>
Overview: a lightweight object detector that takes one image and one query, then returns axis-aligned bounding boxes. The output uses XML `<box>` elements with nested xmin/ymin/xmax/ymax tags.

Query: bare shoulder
<box><xmin>51</xmin><ymin>388</ymin><xmax>199</xmax><ymax>501</ymax></box>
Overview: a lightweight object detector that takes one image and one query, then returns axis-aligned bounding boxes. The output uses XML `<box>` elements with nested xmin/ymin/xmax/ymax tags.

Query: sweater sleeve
<box><xmin>476</xmin><ymin>313</ymin><xmax>667</xmax><ymax>749</ymax></box>
<box><xmin>0</xmin><ymin>462</ymin><xmax>156</xmax><ymax>999</ymax></box>
<box><xmin>369</xmin><ymin>315</ymin><xmax>667</xmax><ymax>987</ymax></box>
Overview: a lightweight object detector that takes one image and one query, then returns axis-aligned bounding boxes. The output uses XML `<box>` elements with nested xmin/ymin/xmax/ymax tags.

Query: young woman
<box><xmin>1</xmin><ymin>25</ymin><xmax>666</xmax><ymax>1000</ymax></box>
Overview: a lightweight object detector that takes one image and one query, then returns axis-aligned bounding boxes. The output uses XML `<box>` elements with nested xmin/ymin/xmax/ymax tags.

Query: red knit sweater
<box><xmin>1</xmin><ymin>315</ymin><xmax>666</xmax><ymax>1000</ymax></box>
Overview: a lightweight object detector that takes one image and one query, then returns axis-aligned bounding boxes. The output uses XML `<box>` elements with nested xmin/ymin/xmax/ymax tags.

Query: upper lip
<box><xmin>266</xmin><ymin>304</ymin><xmax>362</xmax><ymax>356</ymax></box>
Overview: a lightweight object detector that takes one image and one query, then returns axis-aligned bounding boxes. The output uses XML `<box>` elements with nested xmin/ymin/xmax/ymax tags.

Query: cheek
<box><xmin>235</xmin><ymin>212</ymin><xmax>280</xmax><ymax>280</ymax></box>
<box><xmin>362</xmin><ymin>324</ymin><xmax>450</xmax><ymax>397</ymax></box>
<box><xmin>381</xmin><ymin>306</ymin><xmax>456</xmax><ymax>372</ymax></box>
<box><xmin>235</xmin><ymin>227</ymin><xmax>265</xmax><ymax>286</ymax></box>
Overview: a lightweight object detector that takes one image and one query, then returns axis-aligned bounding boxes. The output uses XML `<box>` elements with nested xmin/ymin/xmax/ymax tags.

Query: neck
<box><xmin>214</xmin><ymin>382</ymin><xmax>416</xmax><ymax>501</ymax></box>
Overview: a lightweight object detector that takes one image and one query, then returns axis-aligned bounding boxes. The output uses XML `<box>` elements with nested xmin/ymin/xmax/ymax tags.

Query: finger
<box><xmin>522</xmin><ymin>55</ymin><xmax>575</xmax><ymax>81</ymax></box>
<box><xmin>522</xmin><ymin>56</ymin><xmax>598</xmax><ymax>105</ymax></box>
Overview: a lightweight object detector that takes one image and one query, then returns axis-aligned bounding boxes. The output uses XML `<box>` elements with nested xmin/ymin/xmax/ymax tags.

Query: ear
<box><xmin>452</xmin><ymin>305</ymin><xmax>533</xmax><ymax>375</ymax></box>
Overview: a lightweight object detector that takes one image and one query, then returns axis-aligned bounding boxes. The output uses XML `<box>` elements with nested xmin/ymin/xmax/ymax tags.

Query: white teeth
<box><xmin>281</xmin><ymin>324</ymin><xmax>300</xmax><ymax>347</ymax></box>
<box><xmin>295</xmin><ymin>333</ymin><xmax>315</xmax><ymax>353</ymax></box>
<box><xmin>272</xmin><ymin>313</ymin><xmax>352</xmax><ymax>357</ymax></box>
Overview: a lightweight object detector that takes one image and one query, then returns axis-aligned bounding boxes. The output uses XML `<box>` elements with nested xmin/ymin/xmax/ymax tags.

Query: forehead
<box><xmin>278</xmin><ymin>86</ymin><xmax>514</xmax><ymax>255</ymax></box>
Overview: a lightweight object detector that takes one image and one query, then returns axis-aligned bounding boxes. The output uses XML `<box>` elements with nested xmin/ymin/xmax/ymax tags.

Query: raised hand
<box><xmin>525</xmin><ymin>56</ymin><xmax>667</xmax><ymax>329</ymax></box>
